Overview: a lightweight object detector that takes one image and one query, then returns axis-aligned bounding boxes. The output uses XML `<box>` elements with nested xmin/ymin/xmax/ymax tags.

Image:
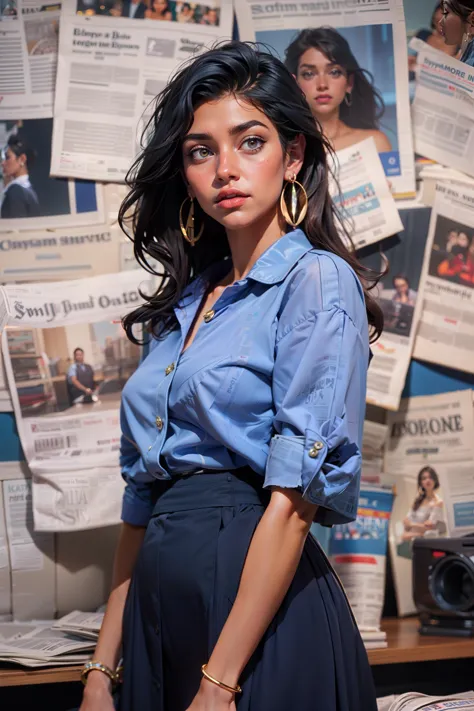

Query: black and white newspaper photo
<box><xmin>0</xmin><ymin>225</ymin><xmax>123</xmax><ymax>282</ymax></box>
<box><xmin>411</xmin><ymin>38</ymin><xmax>474</xmax><ymax>179</ymax></box>
<box><xmin>385</xmin><ymin>389</ymin><xmax>474</xmax><ymax>616</ymax></box>
<box><xmin>329</xmin><ymin>137</ymin><xmax>403</xmax><ymax>250</ymax></box>
<box><xmin>0</xmin><ymin>0</ymin><xmax>60</xmax><ymax>119</ymax></box>
<box><xmin>361</xmin><ymin>206</ymin><xmax>431</xmax><ymax>410</ymax></box>
<box><xmin>234</xmin><ymin>0</ymin><xmax>416</xmax><ymax>199</ymax></box>
<box><xmin>414</xmin><ymin>184</ymin><xmax>474</xmax><ymax>374</ymax></box>
<box><xmin>0</xmin><ymin>270</ymin><xmax>152</xmax><ymax>531</ymax></box>
<box><xmin>50</xmin><ymin>0</ymin><xmax>234</xmax><ymax>182</ymax></box>
<box><xmin>0</xmin><ymin>118</ymin><xmax>105</xmax><ymax>231</ymax></box>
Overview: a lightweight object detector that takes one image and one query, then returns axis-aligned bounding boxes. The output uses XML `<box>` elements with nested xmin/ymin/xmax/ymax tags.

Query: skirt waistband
<box><xmin>151</xmin><ymin>467</ymin><xmax>269</xmax><ymax>516</ymax></box>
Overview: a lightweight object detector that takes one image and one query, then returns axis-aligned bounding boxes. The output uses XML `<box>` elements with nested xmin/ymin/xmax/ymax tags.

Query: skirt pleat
<box><xmin>119</xmin><ymin>470</ymin><xmax>377</xmax><ymax>711</ymax></box>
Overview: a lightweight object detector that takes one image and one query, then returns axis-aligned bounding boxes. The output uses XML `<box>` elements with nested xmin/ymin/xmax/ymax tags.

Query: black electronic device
<box><xmin>412</xmin><ymin>535</ymin><xmax>474</xmax><ymax>637</ymax></box>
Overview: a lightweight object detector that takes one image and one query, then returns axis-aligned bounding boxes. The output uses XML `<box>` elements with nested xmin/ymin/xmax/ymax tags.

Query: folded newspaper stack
<box><xmin>377</xmin><ymin>692</ymin><xmax>474</xmax><ymax>711</ymax></box>
<box><xmin>0</xmin><ymin>613</ymin><xmax>102</xmax><ymax>668</ymax></box>
<box><xmin>361</xmin><ymin>629</ymin><xmax>387</xmax><ymax>650</ymax></box>
<box><xmin>52</xmin><ymin>610</ymin><xmax>104</xmax><ymax>641</ymax></box>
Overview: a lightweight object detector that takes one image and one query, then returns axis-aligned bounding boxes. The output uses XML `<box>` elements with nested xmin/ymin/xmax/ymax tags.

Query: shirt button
<box><xmin>308</xmin><ymin>448</ymin><xmax>318</xmax><ymax>458</ymax></box>
<box><xmin>155</xmin><ymin>416</ymin><xmax>163</xmax><ymax>430</ymax></box>
<box><xmin>313</xmin><ymin>441</ymin><xmax>324</xmax><ymax>450</ymax></box>
<box><xmin>165</xmin><ymin>363</ymin><xmax>175</xmax><ymax>376</ymax></box>
<box><xmin>203</xmin><ymin>309</ymin><xmax>215</xmax><ymax>323</ymax></box>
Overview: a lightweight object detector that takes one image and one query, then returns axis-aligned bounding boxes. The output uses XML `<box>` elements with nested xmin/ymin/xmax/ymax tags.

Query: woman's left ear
<box><xmin>285</xmin><ymin>134</ymin><xmax>306</xmax><ymax>180</ymax></box>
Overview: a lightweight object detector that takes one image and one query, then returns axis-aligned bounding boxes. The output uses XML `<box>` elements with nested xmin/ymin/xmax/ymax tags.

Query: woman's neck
<box><xmin>314</xmin><ymin>111</ymin><xmax>344</xmax><ymax>144</ymax></box>
<box><xmin>12</xmin><ymin>167</ymin><xmax>28</xmax><ymax>180</ymax></box>
<box><xmin>223</xmin><ymin>212</ymin><xmax>286</xmax><ymax>284</ymax></box>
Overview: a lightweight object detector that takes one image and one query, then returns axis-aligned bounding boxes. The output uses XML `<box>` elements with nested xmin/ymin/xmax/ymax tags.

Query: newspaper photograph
<box><xmin>0</xmin><ymin>118</ymin><xmax>105</xmax><ymax>231</ymax></box>
<box><xmin>50</xmin><ymin>0</ymin><xmax>234</xmax><ymax>182</ymax></box>
<box><xmin>385</xmin><ymin>389</ymin><xmax>474</xmax><ymax>615</ymax></box>
<box><xmin>234</xmin><ymin>0</ymin><xmax>416</xmax><ymax>199</ymax></box>
<box><xmin>0</xmin><ymin>225</ymin><xmax>124</xmax><ymax>282</ymax></box>
<box><xmin>330</xmin><ymin>138</ymin><xmax>404</xmax><ymax>251</ymax></box>
<box><xmin>361</xmin><ymin>206</ymin><xmax>431</xmax><ymax>410</ymax></box>
<box><xmin>413</xmin><ymin>184</ymin><xmax>474</xmax><ymax>374</ymax></box>
<box><xmin>329</xmin><ymin>486</ymin><xmax>394</xmax><ymax>632</ymax></box>
<box><xmin>0</xmin><ymin>271</ymin><xmax>151</xmax><ymax>530</ymax></box>
<box><xmin>0</xmin><ymin>0</ymin><xmax>60</xmax><ymax>120</ymax></box>
<box><xmin>411</xmin><ymin>38</ymin><xmax>474</xmax><ymax>178</ymax></box>
<box><xmin>3</xmin><ymin>478</ymin><xmax>56</xmax><ymax>619</ymax></box>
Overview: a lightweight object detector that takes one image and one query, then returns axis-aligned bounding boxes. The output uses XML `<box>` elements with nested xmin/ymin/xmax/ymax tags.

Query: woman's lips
<box><xmin>315</xmin><ymin>95</ymin><xmax>333</xmax><ymax>104</ymax></box>
<box><xmin>215</xmin><ymin>192</ymin><xmax>249</xmax><ymax>209</ymax></box>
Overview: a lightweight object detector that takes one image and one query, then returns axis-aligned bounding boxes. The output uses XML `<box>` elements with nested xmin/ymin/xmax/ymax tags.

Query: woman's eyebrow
<box><xmin>183</xmin><ymin>120</ymin><xmax>269</xmax><ymax>143</ymax></box>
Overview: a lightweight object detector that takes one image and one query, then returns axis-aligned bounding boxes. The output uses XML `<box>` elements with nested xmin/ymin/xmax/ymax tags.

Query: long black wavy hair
<box><xmin>119</xmin><ymin>41</ymin><xmax>383</xmax><ymax>343</ymax></box>
<box><xmin>444</xmin><ymin>0</ymin><xmax>474</xmax><ymax>19</ymax></box>
<box><xmin>413</xmin><ymin>466</ymin><xmax>440</xmax><ymax>512</ymax></box>
<box><xmin>284</xmin><ymin>28</ymin><xmax>385</xmax><ymax>132</ymax></box>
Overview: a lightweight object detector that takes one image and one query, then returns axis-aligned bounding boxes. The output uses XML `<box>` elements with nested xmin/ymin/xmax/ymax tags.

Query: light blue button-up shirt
<box><xmin>120</xmin><ymin>229</ymin><xmax>370</xmax><ymax>528</ymax></box>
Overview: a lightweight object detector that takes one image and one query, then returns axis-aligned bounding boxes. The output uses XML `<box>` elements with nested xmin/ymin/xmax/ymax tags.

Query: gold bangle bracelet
<box><xmin>201</xmin><ymin>664</ymin><xmax>242</xmax><ymax>694</ymax></box>
<box><xmin>81</xmin><ymin>661</ymin><xmax>119</xmax><ymax>688</ymax></box>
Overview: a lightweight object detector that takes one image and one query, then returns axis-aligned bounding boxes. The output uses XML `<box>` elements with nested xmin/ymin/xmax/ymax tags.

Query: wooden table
<box><xmin>0</xmin><ymin>617</ymin><xmax>473</xmax><ymax>689</ymax></box>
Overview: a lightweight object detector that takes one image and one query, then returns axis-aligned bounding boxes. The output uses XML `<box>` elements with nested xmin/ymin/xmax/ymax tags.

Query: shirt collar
<box><xmin>4</xmin><ymin>174</ymin><xmax>32</xmax><ymax>193</ymax></box>
<box><xmin>179</xmin><ymin>229</ymin><xmax>314</xmax><ymax>306</ymax></box>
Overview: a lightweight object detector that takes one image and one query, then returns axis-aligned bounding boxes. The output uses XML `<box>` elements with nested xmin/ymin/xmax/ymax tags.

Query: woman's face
<box><xmin>1</xmin><ymin>147</ymin><xmax>24</xmax><ymax>179</ymax></box>
<box><xmin>182</xmin><ymin>95</ymin><xmax>304</xmax><ymax>234</ymax></box>
<box><xmin>458</xmin><ymin>232</ymin><xmax>470</xmax><ymax>248</ymax></box>
<box><xmin>153</xmin><ymin>0</ymin><xmax>167</xmax><ymax>11</ymax></box>
<box><xmin>440</xmin><ymin>2</ymin><xmax>466</xmax><ymax>45</ymax></box>
<box><xmin>393</xmin><ymin>277</ymin><xmax>409</xmax><ymax>296</ymax></box>
<box><xmin>420</xmin><ymin>470</ymin><xmax>436</xmax><ymax>491</ymax></box>
<box><xmin>296</xmin><ymin>47</ymin><xmax>352</xmax><ymax>119</ymax></box>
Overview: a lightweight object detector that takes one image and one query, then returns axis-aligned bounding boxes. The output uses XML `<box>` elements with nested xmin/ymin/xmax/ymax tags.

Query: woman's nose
<box><xmin>215</xmin><ymin>148</ymin><xmax>240</xmax><ymax>182</ymax></box>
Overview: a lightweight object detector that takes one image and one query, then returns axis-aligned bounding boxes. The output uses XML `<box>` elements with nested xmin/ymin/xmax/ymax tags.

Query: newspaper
<box><xmin>330</xmin><ymin>138</ymin><xmax>404</xmax><ymax>250</ymax></box>
<box><xmin>0</xmin><ymin>270</ymin><xmax>152</xmax><ymax>531</ymax></box>
<box><xmin>3</xmin><ymin>478</ymin><xmax>56</xmax><ymax>619</ymax></box>
<box><xmin>53</xmin><ymin>609</ymin><xmax>104</xmax><ymax>639</ymax></box>
<box><xmin>0</xmin><ymin>352</ymin><xmax>13</xmax><ymax>411</ymax></box>
<box><xmin>362</xmin><ymin>418</ymin><xmax>389</xmax><ymax>483</ymax></box>
<box><xmin>50</xmin><ymin>0</ymin><xmax>233</xmax><ymax>182</ymax></box>
<box><xmin>329</xmin><ymin>486</ymin><xmax>393</xmax><ymax>635</ymax></box>
<box><xmin>0</xmin><ymin>225</ymin><xmax>124</xmax><ymax>282</ymax></box>
<box><xmin>0</xmin><ymin>622</ymin><xmax>94</xmax><ymax>665</ymax></box>
<box><xmin>234</xmin><ymin>0</ymin><xmax>416</xmax><ymax>199</ymax></box>
<box><xmin>385</xmin><ymin>389</ymin><xmax>474</xmax><ymax>616</ymax></box>
<box><xmin>0</xmin><ymin>486</ymin><xmax>11</xmax><ymax>620</ymax></box>
<box><xmin>0</xmin><ymin>119</ymin><xmax>105</xmax><ymax>232</ymax></box>
<box><xmin>0</xmin><ymin>0</ymin><xmax>60</xmax><ymax>120</ymax></box>
<box><xmin>411</xmin><ymin>38</ymin><xmax>474</xmax><ymax>179</ymax></box>
<box><xmin>379</xmin><ymin>692</ymin><xmax>474</xmax><ymax>711</ymax></box>
<box><xmin>413</xmin><ymin>184</ymin><xmax>474</xmax><ymax>375</ymax></box>
<box><xmin>361</xmin><ymin>206</ymin><xmax>431</xmax><ymax>411</ymax></box>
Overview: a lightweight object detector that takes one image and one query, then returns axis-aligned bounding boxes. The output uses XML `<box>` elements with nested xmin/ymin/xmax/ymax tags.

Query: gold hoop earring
<box><xmin>179</xmin><ymin>196</ymin><xmax>204</xmax><ymax>247</ymax></box>
<box><xmin>280</xmin><ymin>174</ymin><xmax>308</xmax><ymax>228</ymax></box>
<box><xmin>344</xmin><ymin>92</ymin><xmax>353</xmax><ymax>107</ymax></box>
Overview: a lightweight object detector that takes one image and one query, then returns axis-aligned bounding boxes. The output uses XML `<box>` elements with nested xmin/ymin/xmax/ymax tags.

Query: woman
<box><xmin>145</xmin><ymin>0</ymin><xmax>173</xmax><ymax>20</ymax></box>
<box><xmin>408</xmin><ymin>3</ymin><xmax>458</xmax><ymax>77</ymax></box>
<box><xmin>79</xmin><ymin>42</ymin><xmax>382</xmax><ymax>711</ymax></box>
<box><xmin>1</xmin><ymin>135</ymin><xmax>39</xmax><ymax>219</ymax></box>
<box><xmin>176</xmin><ymin>2</ymin><xmax>194</xmax><ymax>22</ymax></box>
<box><xmin>402</xmin><ymin>467</ymin><xmax>445</xmax><ymax>542</ymax></box>
<box><xmin>440</xmin><ymin>0</ymin><xmax>474</xmax><ymax>66</ymax></box>
<box><xmin>391</xmin><ymin>275</ymin><xmax>417</xmax><ymax>307</ymax></box>
<box><xmin>285</xmin><ymin>27</ymin><xmax>392</xmax><ymax>152</ymax></box>
<box><xmin>437</xmin><ymin>231</ymin><xmax>470</xmax><ymax>280</ymax></box>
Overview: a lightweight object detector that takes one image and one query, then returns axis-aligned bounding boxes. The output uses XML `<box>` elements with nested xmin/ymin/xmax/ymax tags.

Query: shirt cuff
<box><xmin>121</xmin><ymin>485</ymin><xmax>154</xmax><ymax>527</ymax></box>
<box><xmin>263</xmin><ymin>417</ymin><xmax>361</xmax><ymax>526</ymax></box>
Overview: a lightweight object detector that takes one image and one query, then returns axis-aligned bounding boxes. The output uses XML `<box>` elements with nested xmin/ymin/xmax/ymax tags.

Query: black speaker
<box><xmin>413</xmin><ymin>535</ymin><xmax>474</xmax><ymax>637</ymax></box>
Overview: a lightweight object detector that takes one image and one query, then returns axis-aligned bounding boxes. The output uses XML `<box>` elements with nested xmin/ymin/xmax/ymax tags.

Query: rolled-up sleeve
<box><xmin>120</xmin><ymin>433</ymin><xmax>156</xmax><ymax>527</ymax></box>
<box><xmin>263</xmin><ymin>258</ymin><xmax>369</xmax><ymax>526</ymax></box>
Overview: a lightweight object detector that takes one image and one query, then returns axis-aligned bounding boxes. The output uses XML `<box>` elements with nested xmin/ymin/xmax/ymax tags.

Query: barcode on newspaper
<box><xmin>34</xmin><ymin>436</ymin><xmax>79</xmax><ymax>453</ymax></box>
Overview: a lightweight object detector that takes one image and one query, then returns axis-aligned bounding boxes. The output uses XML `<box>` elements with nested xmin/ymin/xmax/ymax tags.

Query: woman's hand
<box><xmin>185</xmin><ymin>680</ymin><xmax>237</xmax><ymax>711</ymax></box>
<box><xmin>79</xmin><ymin>673</ymin><xmax>115</xmax><ymax>711</ymax></box>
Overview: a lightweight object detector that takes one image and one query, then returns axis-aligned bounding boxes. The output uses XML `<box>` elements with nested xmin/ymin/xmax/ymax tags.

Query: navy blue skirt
<box><xmin>119</xmin><ymin>469</ymin><xmax>377</xmax><ymax>711</ymax></box>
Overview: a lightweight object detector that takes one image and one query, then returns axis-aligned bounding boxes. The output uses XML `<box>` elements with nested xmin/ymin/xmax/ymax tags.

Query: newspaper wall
<box><xmin>362</xmin><ymin>418</ymin><xmax>389</xmax><ymax>483</ymax></box>
<box><xmin>51</xmin><ymin>0</ymin><xmax>233</xmax><ymax>182</ymax></box>
<box><xmin>385</xmin><ymin>389</ymin><xmax>474</xmax><ymax>616</ymax></box>
<box><xmin>0</xmin><ymin>0</ymin><xmax>60</xmax><ymax>120</ymax></box>
<box><xmin>329</xmin><ymin>486</ymin><xmax>394</xmax><ymax>632</ymax></box>
<box><xmin>0</xmin><ymin>486</ymin><xmax>11</xmax><ymax>620</ymax></box>
<box><xmin>413</xmin><ymin>184</ymin><xmax>474</xmax><ymax>375</ymax></box>
<box><xmin>235</xmin><ymin>0</ymin><xmax>416</xmax><ymax>199</ymax></box>
<box><xmin>0</xmin><ymin>118</ymin><xmax>105</xmax><ymax>232</ymax></box>
<box><xmin>361</xmin><ymin>206</ymin><xmax>431</xmax><ymax>410</ymax></box>
<box><xmin>330</xmin><ymin>138</ymin><xmax>403</xmax><ymax>251</ymax></box>
<box><xmin>0</xmin><ymin>225</ymin><xmax>124</xmax><ymax>282</ymax></box>
<box><xmin>0</xmin><ymin>270</ymin><xmax>152</xmax><ymax>531</ymax></box>
<box><xmin>0</xmin><ymin>353</ymin><xmax>12</xmax><ymax>411</ymax></box>
<box><xmin>3</xmin><ymin>479</ymin><xmax>56</xmax><ymax>620</ymax></box>
<box><xmin>411</xmin><ymin>39</ymin><xmax>474</xmax><ymax>179</ymax></box>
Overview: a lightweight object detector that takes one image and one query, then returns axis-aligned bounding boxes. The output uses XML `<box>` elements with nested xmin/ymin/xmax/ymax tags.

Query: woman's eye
<box><xmin>300</xmin><ymin>71</ymin><xmax>314</xmax><ymax>80</ymax></box>
<box><xmin>242</xmin><ymin>136</ymin><xmax>265</xmax><ymax>152</ymax></box>
<box><xmin>189</xmin><ymin>146</ymin><xmax>212</xmax><ymax>161</ymax></box>
<box><xmin>330</xmin><ymin>69</ymin><xmax>343</xmax><ymax>78</ymax></box>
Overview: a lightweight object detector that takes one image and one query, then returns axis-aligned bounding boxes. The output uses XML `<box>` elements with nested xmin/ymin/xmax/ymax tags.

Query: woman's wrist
<box><xmin>83</xmin><ymin>668</ymin><xmax>114</xmax><ymax>695</ymax></box>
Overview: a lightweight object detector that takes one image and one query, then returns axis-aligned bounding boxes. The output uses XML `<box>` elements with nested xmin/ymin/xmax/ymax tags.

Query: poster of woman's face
<box><xmin>256</xmin><ymin>25</ymin><xmax>400</xmax><ymax>179</ymax></box>
<box><xmin>0</xmin><ymin>119</ymin><xmax>104</xmax><ymax>232</ymax></box>
<box><xmin>428</xmin><ymin>214</ymin><xmax>474</xmax><ymax>290</ymax></box>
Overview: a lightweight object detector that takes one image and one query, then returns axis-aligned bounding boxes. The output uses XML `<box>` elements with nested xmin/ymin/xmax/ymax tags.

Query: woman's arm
<box><xmin>80</xmin><ymin>522</ymin><xmax>146</xmax><ymax>708</ymax></box>
<box><xmin>188</xmin><ymin>488</ymin><xmax>317</xmax><ymax>708</ymax></box>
